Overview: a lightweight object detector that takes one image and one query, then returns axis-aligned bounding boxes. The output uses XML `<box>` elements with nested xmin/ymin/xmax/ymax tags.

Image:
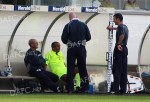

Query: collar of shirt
<box><xmin>71</xmin><ymin>18</ymin><xmax>79</xmax><ymax>21</ymax></box>
<box><xmin>52</xmin><ymin>50</ymin><xmax>59</xmax><ymax>55</ymax></box>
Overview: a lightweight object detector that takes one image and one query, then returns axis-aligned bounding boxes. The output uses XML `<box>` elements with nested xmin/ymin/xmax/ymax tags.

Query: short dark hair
<box><xmin>51</xmin><ymin>41</ymin><xmax>59</xmax><ymax>48</ymax></box>
<box><xmin>114</xmin><ymin>13</ymin><xmax>123</xmax><ymax>21</ymax></box>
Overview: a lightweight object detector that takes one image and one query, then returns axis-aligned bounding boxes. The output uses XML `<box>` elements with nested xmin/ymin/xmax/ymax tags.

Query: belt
<box><xmin>115</xmin><ymin>44</ymin><xmax>126</xmax><ymax>46</ymax></box>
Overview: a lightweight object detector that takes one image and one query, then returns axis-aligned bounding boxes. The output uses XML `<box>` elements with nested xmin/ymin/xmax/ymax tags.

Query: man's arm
<box><xmin>117</xmin><ymin>25</ymin><xmax>126</xmax><ymax>51</ymax></box>
<box><xmin>107</xmin><ymin>26</ymin><xmax>117</xmax><ymax>30</ymax></box>
<box><xmin>85</xmin><ymin>24</ymin><xmax>91</xmax><ymax>41</ymax></box>
<box><xmin>117</xmin><ymin>34</ymin><xmax>124</xmax><ymax>51</ymax></box>
<box><xmin>45</xmin><ymin>53</ymin><xmax>49</xmax><ymax>65</ymax></box>
<box><xmin>26</xmin><ymin>51</ymin><xmax>45</xmax><ymax>66</ymax></box>
<box><xmin>117</xmin><ymin>34</ymin><xmax>124</xmax><ymax>45</ymax></box>
<box><xmin>61</xmin><ymin>52</ymin><xmax>67</xmax><ymax>67</ymax></box>
<box><xmin>44</xmin><ymin>52</ymin><xmax>54</xmax><ymax>71</ymax></box>
<box><xmin>61</xmin><ymin>24</ymin><xmax>69</xmax><ymax>44</ymax></box>
<box><xmin>24</xmin><ymin>53</ymin><xmax>29</xmax><ymax>67</ymax></box>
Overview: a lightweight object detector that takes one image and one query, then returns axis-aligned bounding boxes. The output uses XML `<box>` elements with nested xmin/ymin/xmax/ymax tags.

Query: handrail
<box><xmin>7</xmin><ymin>11</ymin><xmax>34</xmax><ymax>67</ymax></box>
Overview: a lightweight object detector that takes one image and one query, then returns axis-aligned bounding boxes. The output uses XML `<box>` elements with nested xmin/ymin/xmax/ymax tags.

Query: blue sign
<box><xmin>82</xmin><ymin>7</ymin><xmax>98</xmax><ymax>13</ymax></box>
<box><xmin>48</xmin><ymin>6</ymin><xmax>65</xmax><ymax>12</ymax></box>
<box><xmin>14</xmin><ymin>5</ymin><xmax>31</xmax><ymax>11</ymax></box>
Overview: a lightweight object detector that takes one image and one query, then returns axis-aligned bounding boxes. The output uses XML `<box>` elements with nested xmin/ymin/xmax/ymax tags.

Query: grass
<box><xmin>0</xmin><ymin>93</ymin><xmax>150</xmax><ymax>102</ymax></box>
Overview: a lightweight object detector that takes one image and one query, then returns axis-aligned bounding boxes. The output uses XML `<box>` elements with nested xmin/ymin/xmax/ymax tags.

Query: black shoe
<box><xmin>119</xmin><ymin>92</ymin><xmax>126</xmax><ymax>95</ymax></box>
<box><xmin>119</xmin><ymin>90</ymin><xmax>126</xmax><ymax>95</ymax></box>
<box><xmin>67</xmin><ymin>91</ymin><xmax>74</xmax><ymax>94</ymax></box>
<box><xmin>114</xmin><ymin>92</ymin><xmax>120</xmax><ymax>95</ymax></box>
<box><xmin>113</xmin><ymin>92</ymin><xmax>126</xmax><ymax>95</ymax></box>
<box><xmin>74</xmin><ymin>87</ymin><xmax>81</xmax><ymax>93</ymax></box>
<box><xmin>111</xmin><ymin>92</ymin><xmax>120</xmax><ymax>95</ymax></box>
<box><xmin>74</xmin><ymin>87</ymin><xmax>87</xmax><ymax>94</ymax></box>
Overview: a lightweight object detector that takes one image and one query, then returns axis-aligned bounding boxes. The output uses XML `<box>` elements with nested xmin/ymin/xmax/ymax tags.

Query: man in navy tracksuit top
<box><xmin>107</xmin><ymin>13</ymin><xmax>129</xmax><ymax>94</ymax></box>
<box><xmin>61</xmin><ymin>12</ymin><xmax>91</xmax><ymax>93</ymax></box>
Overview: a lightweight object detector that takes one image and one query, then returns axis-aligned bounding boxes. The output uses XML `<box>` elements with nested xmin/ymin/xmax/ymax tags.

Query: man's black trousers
<box><xmin>112</xmin><ymin>45</ymin><xmax>128</xmax><ymax>93</ymax></box>
<box><xmin>66</xmin><ymin>46</ymin><xmax>89</xmax><ymax>92</ymax></box>
<box><xmin>29</xmin><ymin>69</ymin><xmax>59</xmax><ymax>92</ymax></box>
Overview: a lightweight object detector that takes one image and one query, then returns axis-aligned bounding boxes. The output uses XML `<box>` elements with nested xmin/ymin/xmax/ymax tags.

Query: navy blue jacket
<box><xmin>61</xmin><ymin>19</ymin><xmax>91</xmax><ymax>44</ymax></box>
<box><xmin>24</xmin><ymin>48</ymin><xmax>45</xmax><ymax>73</ymax></box>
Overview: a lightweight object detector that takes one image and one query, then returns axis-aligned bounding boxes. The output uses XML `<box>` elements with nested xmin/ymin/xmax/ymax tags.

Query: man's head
<box><xmin>128</xmin><ymin>0</ymin><xmax>136</xmax><ymax>4</ymax></box>
<box><xmin>69</xmin><ymin>12</ymin><xmax>77</xmax><ymax>21</ymax></box>
<box><xmin>28</xmin><ymin>39</ymin><xmax>38</xmax><ymax>50</ymax></box>
<box><xmin>51</xmin><ymin>41</ymin><xmax>60</xmax><ymax>53</ymax></box>
<box><xmin>113</xmin><ymin>13</ymin><xmax>123</xmax><ymax>25</ymax></box>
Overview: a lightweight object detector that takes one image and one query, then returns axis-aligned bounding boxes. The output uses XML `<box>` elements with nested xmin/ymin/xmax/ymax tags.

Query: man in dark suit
<box><xmin>61</xmin><ymin>13</ymin><xmax>91</xmax><ymax>93</ymax></box>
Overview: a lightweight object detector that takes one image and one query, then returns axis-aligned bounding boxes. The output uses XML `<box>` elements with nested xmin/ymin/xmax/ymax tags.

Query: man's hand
<box><xmin>74</xmin><ymin>67</ymin><xmax>79</xmax><ymax>74</ymax></box>
<box><xmin>107</xmin><ymin>26</ymin><xmax>113</xmax><ymax>30</ymax></box>
<box><xmin>106</xmin><ymin>26</ymin><xmax>117</xmax><ymax>30</ymax></box>
<box><xmin>117</xmin><ymin>45</ymin><xmax>123</xmax><ymax>51</ymax></box>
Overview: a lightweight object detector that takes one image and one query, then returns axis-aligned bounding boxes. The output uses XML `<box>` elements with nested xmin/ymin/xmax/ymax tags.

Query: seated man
<box><xmin>24</xmin><ymin>39</ymin><xmax>63</xmax><ymax>92</ymax></box>
<box><xmin>101</xmin><ymin>0</ymin><xmax>114</xmax><ymax>8</ymax></box>
<box><xmin>124</xmin><ymin>0</ymin><xmax>140</xmax><ymax>10</ymax></box>
<box><xmin>92</xmin><ymin>0</ymin><xmax>101</xmax><ymax>7</ymax></box>
<box><xmin>45</xmin><ymin>41</ymin><xmax>80</xmax><ymax>91</ymax></box>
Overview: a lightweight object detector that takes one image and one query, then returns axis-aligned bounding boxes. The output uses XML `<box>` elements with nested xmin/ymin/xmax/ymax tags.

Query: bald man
<box><xmin>24</xmin><ymin>39</ymin><xmax>63</xmax><ymax>92</ymax></box>
<box><xmin>61</xmin><ymin>13</ymin><xmax>91</xmax><ymax>93</ymax></box>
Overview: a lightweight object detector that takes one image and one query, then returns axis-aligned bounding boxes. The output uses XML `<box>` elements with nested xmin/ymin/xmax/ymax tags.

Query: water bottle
<box><xmin>88</xmin><ymin>82</ymin><xmax>94</xmax><ymax>94</ymax></box>
<box><xmin>0</xmin><ymin>70</ymin><xmax>6</xmax><ymax>76</ymax></box>
<box><xmin>5</xmin><ymin>66</ymin><xmax>12</xmax><ymax>76</ymax></box>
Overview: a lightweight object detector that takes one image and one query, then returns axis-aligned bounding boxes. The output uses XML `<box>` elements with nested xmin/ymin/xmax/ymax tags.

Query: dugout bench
<box><xmin>0</xmin><ymin>76</ymin><xmax>37</xmax><ymax>93</ymax></box>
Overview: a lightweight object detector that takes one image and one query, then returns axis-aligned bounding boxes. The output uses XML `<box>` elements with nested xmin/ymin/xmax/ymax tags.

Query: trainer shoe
<box><xmin>57</xmin><ymin>86</ymin><xmax>65</xmax><ymax>93</ymax></box>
